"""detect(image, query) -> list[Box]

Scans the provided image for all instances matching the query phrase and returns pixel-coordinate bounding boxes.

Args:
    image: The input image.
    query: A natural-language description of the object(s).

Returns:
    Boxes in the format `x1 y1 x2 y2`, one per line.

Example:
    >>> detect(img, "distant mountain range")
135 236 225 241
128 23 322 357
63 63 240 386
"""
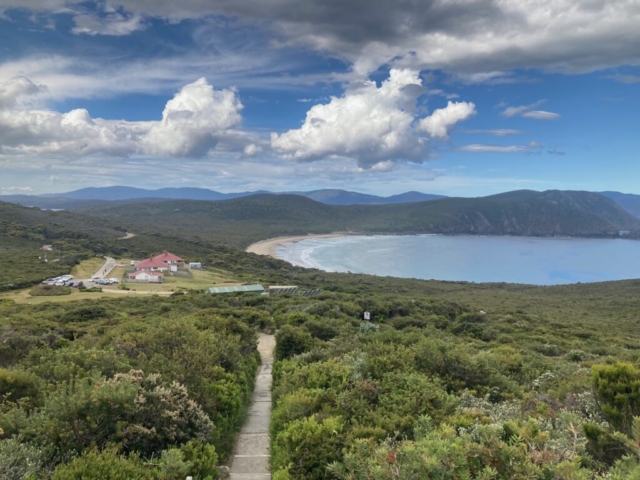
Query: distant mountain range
2 186 640 221
0 187 446 209
599 192 640 219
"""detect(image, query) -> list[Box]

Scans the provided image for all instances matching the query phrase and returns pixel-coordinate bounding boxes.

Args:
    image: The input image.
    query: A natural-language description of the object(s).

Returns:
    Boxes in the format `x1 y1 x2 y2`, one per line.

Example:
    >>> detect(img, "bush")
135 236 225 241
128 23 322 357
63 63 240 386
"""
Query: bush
156 440 219 480
79 287 103 293
1 370 214 460
29 285 71 297
274 326 315 361
592 362 640 434
0 368 42 406
303 319 340 341
50 449 153 480
272 415 344 480
20 345 131 383
0 437 48 480
61 305 110 323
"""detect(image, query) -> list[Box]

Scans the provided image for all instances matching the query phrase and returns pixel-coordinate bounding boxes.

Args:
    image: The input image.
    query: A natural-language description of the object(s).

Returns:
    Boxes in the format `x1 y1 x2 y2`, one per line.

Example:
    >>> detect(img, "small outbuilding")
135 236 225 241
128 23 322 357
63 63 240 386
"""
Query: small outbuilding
268 285 299 295
189 262 202 269
207 284 265 295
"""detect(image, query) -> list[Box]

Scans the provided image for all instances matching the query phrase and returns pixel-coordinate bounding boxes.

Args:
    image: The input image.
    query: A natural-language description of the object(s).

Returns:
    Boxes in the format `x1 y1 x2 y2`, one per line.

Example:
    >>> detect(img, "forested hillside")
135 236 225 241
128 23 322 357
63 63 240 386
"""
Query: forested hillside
78 189 640 247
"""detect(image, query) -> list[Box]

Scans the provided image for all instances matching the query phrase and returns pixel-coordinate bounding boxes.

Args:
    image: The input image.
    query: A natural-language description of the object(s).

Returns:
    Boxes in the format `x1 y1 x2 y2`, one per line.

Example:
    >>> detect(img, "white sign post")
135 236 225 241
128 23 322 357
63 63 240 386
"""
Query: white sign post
364 311 371 321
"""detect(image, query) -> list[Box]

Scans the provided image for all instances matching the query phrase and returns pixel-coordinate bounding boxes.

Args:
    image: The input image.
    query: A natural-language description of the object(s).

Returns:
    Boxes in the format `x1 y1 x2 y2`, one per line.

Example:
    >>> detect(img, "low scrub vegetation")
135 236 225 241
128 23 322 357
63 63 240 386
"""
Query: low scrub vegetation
268 291 640 479
0 293 263 478
29 285 72 297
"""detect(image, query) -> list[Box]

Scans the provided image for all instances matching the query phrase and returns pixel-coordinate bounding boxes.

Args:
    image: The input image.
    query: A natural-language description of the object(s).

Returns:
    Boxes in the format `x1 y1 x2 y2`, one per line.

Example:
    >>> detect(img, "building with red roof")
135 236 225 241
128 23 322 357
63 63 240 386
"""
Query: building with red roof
151 251 184 265
128 269 164 283
135 257 169 271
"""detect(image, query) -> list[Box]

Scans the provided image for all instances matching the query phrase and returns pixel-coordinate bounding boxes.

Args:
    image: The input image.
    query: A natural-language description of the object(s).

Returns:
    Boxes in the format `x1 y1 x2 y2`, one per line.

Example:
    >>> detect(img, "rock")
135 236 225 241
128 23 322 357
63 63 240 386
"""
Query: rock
218 465 230 478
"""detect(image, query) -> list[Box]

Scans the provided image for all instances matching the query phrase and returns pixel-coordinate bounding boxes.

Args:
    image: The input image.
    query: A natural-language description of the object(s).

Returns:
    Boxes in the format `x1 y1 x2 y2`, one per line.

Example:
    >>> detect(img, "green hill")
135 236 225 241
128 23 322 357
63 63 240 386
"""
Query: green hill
78 189 640 247
0 202 217 290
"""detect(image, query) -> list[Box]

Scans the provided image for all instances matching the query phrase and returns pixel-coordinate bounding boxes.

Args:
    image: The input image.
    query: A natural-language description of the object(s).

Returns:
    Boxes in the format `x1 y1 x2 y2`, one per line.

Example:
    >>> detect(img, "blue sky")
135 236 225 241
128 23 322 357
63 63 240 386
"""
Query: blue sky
0 1 639 197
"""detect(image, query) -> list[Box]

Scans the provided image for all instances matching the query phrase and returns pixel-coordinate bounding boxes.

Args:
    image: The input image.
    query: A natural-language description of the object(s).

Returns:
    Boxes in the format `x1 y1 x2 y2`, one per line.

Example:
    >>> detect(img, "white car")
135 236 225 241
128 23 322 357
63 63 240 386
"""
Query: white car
108 278 119 284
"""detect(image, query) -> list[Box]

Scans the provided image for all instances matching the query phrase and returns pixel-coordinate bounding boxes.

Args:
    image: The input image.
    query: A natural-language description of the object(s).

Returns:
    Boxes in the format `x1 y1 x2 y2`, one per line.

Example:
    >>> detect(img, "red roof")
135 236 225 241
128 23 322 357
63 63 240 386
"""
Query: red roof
129 269 163 278
135 258 168 269
152 251 183 263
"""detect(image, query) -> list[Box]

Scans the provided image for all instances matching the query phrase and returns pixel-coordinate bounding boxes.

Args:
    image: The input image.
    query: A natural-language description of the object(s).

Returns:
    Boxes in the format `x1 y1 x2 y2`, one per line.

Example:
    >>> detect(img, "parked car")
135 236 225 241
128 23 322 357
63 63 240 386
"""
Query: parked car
73 281 84 288
108 278 119 284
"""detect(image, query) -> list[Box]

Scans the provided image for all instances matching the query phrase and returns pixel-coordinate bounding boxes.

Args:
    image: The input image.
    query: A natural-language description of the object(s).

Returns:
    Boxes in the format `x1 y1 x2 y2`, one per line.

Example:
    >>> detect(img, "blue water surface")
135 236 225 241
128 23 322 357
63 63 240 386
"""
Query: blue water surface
275 235 640 285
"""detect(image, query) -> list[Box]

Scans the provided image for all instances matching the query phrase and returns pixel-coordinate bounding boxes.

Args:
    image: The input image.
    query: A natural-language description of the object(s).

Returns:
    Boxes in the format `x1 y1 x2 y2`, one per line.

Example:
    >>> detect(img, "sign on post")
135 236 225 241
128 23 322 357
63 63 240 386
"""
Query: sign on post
364 311 371 321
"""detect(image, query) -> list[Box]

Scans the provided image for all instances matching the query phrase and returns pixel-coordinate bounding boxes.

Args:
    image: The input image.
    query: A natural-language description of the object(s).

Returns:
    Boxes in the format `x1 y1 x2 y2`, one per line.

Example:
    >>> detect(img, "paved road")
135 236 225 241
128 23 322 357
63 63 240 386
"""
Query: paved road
229 334 275 480
92 256 117 279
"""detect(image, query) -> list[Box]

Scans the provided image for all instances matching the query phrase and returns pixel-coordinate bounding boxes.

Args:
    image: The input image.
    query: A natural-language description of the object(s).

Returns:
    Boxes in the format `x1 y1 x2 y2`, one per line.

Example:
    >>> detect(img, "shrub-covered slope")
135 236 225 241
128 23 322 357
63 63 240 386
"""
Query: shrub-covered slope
78 190 640 247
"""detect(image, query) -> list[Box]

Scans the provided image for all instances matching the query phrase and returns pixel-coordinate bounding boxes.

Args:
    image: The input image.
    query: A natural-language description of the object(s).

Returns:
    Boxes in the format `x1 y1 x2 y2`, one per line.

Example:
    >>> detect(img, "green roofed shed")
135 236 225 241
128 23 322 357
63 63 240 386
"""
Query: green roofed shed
207 284 265 294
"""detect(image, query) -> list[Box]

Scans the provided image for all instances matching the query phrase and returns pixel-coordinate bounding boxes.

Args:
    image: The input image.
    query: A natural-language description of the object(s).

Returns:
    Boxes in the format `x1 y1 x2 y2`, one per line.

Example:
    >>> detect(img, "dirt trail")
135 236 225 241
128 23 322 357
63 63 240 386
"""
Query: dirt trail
118 232 136 240
229 333 275 480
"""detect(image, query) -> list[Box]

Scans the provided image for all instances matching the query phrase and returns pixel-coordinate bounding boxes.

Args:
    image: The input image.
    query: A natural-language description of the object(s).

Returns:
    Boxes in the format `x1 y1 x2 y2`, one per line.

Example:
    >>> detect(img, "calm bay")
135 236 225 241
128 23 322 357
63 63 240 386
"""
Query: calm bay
275 235 640 285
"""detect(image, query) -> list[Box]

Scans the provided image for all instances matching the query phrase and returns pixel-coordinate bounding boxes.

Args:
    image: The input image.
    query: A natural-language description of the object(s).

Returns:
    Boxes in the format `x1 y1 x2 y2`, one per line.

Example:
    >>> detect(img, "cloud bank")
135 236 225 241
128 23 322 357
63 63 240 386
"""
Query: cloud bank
2 0 639 77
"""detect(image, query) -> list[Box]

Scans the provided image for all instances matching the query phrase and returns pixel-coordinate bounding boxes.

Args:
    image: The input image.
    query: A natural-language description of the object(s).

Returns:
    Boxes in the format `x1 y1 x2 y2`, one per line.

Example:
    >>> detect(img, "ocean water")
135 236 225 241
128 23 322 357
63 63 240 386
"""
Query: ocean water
275 235 640 285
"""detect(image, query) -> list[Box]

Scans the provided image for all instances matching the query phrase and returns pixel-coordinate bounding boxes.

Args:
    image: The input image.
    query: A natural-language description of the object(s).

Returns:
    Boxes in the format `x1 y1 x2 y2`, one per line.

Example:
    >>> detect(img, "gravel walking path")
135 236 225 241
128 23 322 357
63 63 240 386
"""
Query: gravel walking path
229 333 275 480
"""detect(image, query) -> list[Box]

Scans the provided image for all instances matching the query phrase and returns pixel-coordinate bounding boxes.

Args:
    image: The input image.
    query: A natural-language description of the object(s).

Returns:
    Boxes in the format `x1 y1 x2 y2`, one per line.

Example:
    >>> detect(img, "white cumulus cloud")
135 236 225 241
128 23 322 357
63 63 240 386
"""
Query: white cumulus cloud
143 78 243 157
0 77 249 159
272 69 475 167
418 101 476 139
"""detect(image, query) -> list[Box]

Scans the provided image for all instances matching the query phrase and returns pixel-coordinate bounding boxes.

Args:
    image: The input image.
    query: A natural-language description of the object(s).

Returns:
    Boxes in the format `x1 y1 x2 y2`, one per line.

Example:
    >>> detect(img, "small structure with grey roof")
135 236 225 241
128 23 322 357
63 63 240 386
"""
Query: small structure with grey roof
207 284 265 294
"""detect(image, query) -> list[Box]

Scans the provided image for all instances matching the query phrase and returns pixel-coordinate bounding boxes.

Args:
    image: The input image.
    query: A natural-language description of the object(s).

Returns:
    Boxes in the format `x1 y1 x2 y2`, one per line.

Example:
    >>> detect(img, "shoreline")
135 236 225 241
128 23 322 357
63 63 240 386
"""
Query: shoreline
245 233 352 259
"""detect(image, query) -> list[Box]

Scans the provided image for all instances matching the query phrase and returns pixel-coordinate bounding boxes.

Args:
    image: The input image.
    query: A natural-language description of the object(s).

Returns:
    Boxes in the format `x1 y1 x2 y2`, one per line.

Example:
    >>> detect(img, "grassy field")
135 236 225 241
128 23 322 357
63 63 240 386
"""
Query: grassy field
121 268 239 292
0 287 136 304
0 264 240 304
71 257 105 278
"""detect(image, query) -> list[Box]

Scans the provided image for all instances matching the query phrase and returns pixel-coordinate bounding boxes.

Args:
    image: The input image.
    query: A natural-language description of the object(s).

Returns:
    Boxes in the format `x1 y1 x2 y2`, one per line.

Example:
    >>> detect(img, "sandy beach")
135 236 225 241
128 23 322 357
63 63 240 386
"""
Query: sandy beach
246 233 350 258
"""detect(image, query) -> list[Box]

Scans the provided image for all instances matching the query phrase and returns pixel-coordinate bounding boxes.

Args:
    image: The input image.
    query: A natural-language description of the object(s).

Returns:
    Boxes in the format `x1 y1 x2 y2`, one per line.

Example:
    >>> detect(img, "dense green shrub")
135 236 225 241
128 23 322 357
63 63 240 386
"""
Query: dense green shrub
274 325 316 361
0 368 42 406
20 345 131 383
0 370 213 461
50 449 153 480
303 318 340 341
272 415 344 480
61 304 111 322
592 362 640 434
